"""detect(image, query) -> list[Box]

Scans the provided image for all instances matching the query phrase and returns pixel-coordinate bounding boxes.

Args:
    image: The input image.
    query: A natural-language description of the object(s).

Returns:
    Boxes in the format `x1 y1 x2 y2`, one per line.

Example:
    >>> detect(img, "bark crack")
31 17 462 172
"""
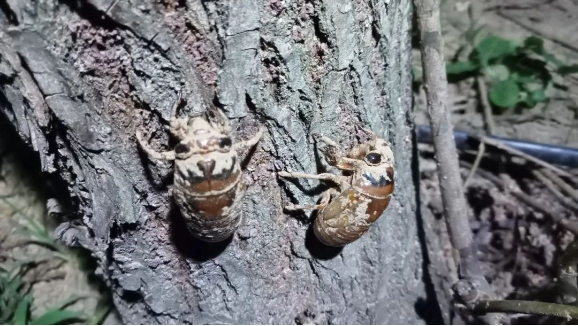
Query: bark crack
0 0 18 25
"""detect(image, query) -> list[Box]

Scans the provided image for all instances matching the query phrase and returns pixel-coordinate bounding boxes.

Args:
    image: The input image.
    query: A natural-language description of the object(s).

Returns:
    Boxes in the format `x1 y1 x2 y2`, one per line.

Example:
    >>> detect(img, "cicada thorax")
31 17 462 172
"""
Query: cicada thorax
172 151 245 242
314 167 394 247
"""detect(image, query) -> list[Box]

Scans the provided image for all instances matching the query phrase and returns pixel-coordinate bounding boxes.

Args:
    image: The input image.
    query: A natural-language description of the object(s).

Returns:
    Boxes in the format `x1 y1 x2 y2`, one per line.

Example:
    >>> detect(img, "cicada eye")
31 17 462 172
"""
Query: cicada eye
175 143 191 154
218 137 232 148
365 152 382 165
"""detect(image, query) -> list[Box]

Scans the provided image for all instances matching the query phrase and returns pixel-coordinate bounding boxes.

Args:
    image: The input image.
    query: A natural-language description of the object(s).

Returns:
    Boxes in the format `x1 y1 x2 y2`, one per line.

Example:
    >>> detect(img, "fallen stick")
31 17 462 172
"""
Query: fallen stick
473 300 578 319
463 142 486 188
533 170 578 214
476 77 496 135
541 169 578 203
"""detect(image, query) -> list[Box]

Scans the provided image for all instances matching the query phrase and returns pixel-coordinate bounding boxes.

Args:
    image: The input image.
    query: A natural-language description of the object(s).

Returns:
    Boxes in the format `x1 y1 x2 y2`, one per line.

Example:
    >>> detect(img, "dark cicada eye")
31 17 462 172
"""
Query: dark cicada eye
175 143 191 154
218 137 232 148
365 152 382 165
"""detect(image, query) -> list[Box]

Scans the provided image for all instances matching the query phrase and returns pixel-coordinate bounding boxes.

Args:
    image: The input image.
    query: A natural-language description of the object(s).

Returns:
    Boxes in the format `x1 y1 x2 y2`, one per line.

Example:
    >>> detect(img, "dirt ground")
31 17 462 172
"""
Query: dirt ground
414 0 578 324
1 0 578 324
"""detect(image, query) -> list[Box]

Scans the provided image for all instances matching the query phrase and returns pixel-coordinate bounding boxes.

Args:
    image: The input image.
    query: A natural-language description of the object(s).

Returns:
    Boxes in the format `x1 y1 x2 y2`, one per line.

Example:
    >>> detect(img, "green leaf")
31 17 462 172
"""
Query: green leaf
489 79 521 108
558 65 578 75
521 36 565 67
530 89 547 103
465 24 485 45
520 91 536 107
544 53 564 67
484 64 510 82
14 297 30 325
511 71 537 84
446 61 479 75
30 310 84 325
522 36 544 54
5 277 24 296
87 297 113 325
505 55 551 85
476 36 516 66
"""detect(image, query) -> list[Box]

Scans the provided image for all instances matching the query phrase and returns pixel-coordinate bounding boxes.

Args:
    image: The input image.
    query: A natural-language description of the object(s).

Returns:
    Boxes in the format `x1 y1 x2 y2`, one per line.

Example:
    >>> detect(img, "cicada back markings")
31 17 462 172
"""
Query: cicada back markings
136 94 264 242
278 132 394 247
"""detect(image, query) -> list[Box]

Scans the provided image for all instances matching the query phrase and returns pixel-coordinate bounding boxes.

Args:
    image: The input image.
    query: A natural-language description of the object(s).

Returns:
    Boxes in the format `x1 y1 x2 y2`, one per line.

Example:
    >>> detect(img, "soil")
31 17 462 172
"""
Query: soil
414 0 578 324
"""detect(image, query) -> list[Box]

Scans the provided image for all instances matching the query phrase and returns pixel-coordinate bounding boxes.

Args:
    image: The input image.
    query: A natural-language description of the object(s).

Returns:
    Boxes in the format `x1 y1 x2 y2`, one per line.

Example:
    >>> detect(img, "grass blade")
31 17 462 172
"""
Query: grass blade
13 297 30 325
30 310 84 325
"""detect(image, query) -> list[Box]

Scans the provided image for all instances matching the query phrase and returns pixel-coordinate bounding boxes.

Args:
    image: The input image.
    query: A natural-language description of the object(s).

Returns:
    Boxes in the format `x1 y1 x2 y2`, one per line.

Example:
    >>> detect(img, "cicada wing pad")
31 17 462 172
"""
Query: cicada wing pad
313 189 369 247
313 168 394 247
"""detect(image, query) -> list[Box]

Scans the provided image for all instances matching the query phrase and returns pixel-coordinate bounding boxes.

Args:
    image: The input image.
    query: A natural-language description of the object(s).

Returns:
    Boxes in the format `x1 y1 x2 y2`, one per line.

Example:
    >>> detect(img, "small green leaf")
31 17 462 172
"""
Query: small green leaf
14 297 30 325
465 25 485 45
506 55 551 85
520 91 536 107
530 89 547 103
489 79 521 108
30 310 84 325
558 65 578 75
521 37 565 67
522 36 544 54
446 61 479 75
476 36 516 66
511 71 537 84
544 53 564 67
484 64 510 82
87 296 113 325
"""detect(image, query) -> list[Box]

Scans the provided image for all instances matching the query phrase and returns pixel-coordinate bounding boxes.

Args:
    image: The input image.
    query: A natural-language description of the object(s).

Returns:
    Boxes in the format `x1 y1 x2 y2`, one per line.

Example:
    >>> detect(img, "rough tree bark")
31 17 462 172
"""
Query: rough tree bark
0 0 437 323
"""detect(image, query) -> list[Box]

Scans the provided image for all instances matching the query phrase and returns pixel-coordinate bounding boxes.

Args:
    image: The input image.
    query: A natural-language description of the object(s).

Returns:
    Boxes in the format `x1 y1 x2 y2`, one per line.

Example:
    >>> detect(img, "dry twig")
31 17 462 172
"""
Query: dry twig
484 1 557 12
459 10 495 190
464 78 495 188
533 170 578 214
476 77 496 135
541 169 578 203
463 143 486 188
473 300 578 319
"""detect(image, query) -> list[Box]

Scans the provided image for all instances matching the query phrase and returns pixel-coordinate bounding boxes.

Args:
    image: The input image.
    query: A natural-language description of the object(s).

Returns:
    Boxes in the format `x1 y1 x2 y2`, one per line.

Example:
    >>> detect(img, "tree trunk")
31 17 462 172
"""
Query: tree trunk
0 0 436 323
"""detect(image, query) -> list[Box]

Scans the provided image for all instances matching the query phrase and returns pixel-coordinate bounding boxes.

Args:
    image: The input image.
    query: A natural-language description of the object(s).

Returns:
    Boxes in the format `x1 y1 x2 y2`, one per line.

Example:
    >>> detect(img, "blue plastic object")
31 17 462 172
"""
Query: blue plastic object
415 125 578 168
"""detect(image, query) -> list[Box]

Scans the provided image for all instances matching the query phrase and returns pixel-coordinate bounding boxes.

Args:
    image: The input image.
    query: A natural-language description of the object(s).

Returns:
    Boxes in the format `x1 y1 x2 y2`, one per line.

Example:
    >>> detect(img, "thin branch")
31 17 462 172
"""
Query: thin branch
484 1 557 12
463 142 486 188
476 76 496 135
460 161 578 235
414 0 495 315
473 300 578 319
532 170 578 214
541 169 578 203
473 134 572 178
